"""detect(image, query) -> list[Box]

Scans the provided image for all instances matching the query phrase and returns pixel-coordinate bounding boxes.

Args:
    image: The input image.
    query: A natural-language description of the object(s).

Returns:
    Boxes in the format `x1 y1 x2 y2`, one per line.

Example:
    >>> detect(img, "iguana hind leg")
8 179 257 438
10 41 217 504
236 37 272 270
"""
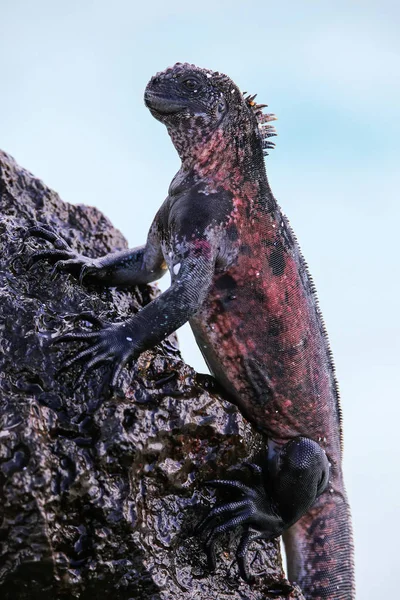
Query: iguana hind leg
198 436 330 582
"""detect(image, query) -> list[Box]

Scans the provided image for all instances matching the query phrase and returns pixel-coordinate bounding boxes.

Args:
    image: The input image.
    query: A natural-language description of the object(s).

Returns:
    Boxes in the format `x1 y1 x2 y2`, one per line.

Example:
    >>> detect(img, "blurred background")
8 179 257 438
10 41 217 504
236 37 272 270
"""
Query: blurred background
1 1 399 596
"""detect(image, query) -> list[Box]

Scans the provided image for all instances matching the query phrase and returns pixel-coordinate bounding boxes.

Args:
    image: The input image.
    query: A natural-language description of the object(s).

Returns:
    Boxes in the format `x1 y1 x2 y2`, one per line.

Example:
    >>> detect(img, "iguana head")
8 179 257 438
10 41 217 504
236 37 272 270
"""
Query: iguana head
144 63 276 168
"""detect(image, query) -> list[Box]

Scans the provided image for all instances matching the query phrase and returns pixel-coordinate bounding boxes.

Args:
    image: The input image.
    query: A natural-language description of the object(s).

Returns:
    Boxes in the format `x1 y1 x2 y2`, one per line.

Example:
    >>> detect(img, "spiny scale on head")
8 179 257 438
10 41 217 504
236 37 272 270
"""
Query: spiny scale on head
243 92 277 156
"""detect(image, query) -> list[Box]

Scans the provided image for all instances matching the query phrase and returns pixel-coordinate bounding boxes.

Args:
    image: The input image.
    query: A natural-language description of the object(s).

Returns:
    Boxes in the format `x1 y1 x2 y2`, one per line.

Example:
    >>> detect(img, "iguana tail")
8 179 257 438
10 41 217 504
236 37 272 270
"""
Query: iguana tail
283 489 355 599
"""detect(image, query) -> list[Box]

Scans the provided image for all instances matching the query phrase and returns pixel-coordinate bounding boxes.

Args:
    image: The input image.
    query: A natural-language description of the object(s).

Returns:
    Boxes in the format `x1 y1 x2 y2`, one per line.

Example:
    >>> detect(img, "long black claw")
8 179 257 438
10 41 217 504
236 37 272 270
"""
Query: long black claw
26 226 57 241
53 331 100 344
26 226 70 250
74 354 112 387
73 312 106 329
49 262 64 279
205 479 257 498
78 263 95 285
236 529 261 582
49 258 86 279
27 249 73 269
110 358 128 388
205 532 217 572
58 345 101 372
204 512 250 572
205 512 249 543
196 500 248 534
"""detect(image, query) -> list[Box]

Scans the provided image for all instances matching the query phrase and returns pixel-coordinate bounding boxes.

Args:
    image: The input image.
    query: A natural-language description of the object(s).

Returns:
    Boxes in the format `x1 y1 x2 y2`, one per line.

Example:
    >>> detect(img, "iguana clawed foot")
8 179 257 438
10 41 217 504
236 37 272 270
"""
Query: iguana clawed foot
26 226 102 283
25 226 140 387
197 468 284 583
197 438 330 583
55 318 139 387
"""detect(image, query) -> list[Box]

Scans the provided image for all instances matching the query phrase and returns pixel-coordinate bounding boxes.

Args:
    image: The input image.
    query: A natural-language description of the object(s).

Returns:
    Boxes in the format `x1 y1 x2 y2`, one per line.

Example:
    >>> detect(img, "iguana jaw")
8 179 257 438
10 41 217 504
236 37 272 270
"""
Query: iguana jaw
144 91 186 117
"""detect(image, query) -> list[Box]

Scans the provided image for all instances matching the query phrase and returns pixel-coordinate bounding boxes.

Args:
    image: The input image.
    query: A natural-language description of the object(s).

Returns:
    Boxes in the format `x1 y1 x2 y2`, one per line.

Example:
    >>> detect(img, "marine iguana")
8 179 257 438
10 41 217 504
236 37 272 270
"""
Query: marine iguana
26 63 355 599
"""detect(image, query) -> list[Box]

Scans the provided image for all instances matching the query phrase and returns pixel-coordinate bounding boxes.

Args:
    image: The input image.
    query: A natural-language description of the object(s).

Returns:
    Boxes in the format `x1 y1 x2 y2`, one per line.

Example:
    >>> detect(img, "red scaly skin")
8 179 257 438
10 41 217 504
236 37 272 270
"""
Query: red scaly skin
192 131 339 456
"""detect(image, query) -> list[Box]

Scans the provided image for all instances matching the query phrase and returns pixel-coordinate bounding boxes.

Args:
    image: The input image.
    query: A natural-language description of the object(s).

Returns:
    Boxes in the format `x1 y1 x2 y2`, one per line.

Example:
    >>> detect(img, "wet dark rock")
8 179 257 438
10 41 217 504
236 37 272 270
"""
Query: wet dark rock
0 149 305 599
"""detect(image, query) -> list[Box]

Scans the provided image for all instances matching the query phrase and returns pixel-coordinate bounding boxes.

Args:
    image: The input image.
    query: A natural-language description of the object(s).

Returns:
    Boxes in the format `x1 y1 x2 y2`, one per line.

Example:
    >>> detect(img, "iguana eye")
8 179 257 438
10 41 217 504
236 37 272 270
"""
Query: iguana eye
216 98 227 117
181 78 200 92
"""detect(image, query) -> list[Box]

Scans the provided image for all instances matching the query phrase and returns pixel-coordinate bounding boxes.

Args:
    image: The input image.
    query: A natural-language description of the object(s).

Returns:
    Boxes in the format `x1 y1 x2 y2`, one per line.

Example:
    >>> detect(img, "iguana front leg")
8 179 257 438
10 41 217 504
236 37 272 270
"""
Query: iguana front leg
26 227 217 386
27 221 167 286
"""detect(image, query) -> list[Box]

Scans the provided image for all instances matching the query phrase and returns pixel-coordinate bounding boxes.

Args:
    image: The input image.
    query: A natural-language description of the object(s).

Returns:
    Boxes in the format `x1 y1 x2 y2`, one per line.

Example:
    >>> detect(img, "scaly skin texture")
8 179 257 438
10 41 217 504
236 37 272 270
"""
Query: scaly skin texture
25 63 354 599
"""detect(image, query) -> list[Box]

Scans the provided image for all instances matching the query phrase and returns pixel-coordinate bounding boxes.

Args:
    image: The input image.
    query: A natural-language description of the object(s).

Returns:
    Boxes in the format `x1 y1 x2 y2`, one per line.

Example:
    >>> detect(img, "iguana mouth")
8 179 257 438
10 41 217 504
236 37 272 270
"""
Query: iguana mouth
144 91 186 116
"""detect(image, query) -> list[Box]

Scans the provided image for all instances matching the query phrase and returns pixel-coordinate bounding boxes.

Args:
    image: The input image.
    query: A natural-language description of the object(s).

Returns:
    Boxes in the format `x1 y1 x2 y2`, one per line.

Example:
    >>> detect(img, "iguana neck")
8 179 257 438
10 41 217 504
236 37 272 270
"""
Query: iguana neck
171 125 276 210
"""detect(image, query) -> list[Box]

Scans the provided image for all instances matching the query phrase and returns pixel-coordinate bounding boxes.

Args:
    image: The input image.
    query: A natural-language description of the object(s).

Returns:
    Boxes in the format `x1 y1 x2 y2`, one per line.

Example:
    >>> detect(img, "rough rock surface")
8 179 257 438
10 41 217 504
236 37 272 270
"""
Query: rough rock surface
0 149 305 599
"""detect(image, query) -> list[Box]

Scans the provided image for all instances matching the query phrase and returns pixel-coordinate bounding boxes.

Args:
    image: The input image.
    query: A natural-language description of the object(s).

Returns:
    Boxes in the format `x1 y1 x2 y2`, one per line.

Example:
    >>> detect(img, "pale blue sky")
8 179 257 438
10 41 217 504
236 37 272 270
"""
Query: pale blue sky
1 1 399 597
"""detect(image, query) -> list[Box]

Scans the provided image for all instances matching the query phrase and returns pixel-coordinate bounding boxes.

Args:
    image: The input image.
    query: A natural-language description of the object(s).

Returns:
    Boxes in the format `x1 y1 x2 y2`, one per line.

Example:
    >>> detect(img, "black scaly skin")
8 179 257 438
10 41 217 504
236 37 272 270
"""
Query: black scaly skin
25 63 355 599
